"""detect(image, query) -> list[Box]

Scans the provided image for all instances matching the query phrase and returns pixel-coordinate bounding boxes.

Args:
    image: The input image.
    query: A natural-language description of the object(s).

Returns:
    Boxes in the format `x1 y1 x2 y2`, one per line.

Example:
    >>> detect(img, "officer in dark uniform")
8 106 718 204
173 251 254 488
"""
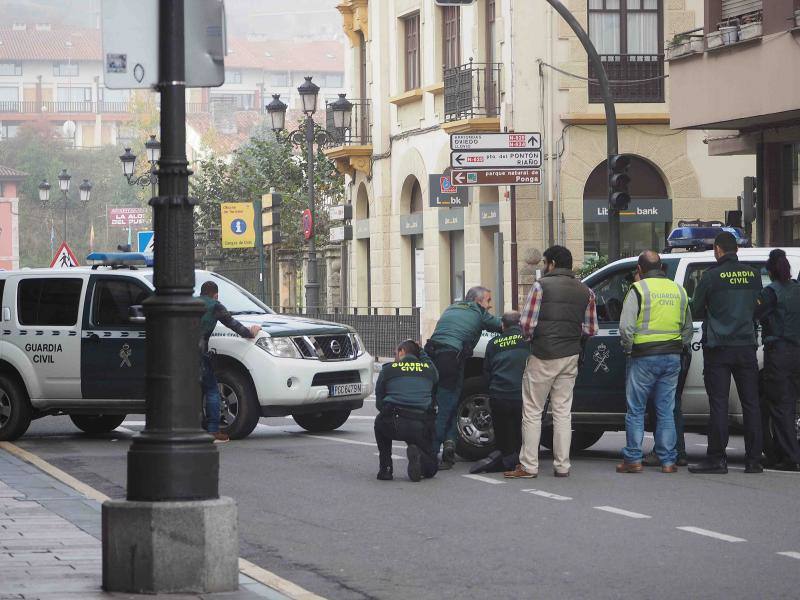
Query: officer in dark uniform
689 232 763 474
374 340 439 482
471 311 529 474
425 286 502 469
756 249 800 471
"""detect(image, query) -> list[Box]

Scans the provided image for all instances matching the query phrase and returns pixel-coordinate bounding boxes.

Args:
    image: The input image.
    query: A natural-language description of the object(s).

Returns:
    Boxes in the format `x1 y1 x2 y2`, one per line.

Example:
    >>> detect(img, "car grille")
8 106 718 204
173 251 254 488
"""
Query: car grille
291 334 356 361
311 371 361 387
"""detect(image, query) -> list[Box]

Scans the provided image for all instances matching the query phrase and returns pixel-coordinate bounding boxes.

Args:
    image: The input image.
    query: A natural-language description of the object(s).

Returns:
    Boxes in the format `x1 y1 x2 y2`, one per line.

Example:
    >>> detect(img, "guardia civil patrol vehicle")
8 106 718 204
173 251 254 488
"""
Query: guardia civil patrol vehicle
0 253 373 441
455 248 800 459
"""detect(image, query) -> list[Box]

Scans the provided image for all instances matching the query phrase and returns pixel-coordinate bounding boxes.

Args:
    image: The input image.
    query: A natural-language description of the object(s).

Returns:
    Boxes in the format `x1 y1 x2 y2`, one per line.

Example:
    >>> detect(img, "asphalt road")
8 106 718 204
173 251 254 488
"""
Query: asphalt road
13 395 800 600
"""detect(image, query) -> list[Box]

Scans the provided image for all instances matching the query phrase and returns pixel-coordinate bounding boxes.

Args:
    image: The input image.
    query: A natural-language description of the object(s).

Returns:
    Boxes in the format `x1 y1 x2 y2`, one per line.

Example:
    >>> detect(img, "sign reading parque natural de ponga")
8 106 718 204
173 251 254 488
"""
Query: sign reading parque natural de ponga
449 132 543 186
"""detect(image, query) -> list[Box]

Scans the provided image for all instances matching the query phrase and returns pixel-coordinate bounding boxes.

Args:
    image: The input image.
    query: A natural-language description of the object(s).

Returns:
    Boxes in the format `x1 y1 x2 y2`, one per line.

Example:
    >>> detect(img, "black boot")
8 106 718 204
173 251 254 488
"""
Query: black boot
377 465 393 481
439 440 456 470
688 457 728 474
469 450 503 474
407 445 422 482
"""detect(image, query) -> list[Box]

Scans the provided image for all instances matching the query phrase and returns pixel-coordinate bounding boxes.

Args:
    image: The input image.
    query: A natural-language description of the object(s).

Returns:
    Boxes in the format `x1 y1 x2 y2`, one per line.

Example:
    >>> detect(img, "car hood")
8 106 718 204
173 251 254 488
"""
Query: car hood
234 313 352 337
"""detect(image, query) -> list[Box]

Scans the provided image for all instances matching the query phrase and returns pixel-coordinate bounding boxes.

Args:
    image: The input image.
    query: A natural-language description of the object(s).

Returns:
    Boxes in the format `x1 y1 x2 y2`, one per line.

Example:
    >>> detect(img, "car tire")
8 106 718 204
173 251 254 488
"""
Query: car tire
455 376 495 461
217 367 260 440
70 414 126 435
0 375 32 441
539 427 604 451
293 409 351 432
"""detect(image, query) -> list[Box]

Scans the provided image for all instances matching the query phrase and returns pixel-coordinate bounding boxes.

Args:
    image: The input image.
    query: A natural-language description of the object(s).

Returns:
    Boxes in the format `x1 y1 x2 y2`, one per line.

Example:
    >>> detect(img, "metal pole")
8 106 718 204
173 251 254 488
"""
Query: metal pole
494 231 504 315
63 191 68 245
255 196 266 302
544 0 620 260
305 115 320 310
126 0 217 502
510 186 518 310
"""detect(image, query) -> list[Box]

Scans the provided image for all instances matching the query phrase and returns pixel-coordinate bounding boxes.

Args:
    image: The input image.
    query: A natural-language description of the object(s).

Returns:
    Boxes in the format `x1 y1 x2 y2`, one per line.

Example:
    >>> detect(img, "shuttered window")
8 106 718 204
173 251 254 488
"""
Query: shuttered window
403 13 421 91
442 6 461 70
721 0 762 20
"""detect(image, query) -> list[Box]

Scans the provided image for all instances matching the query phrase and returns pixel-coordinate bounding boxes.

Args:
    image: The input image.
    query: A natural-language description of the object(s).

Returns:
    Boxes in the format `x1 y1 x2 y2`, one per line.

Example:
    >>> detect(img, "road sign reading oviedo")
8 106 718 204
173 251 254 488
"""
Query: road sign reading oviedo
450 132 542 151
451 150 542 169
452 169 541 186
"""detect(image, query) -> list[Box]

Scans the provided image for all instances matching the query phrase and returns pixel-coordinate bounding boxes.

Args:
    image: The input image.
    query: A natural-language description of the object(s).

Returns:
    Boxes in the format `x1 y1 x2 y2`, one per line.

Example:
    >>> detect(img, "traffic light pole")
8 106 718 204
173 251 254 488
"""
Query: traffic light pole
544 0 621 260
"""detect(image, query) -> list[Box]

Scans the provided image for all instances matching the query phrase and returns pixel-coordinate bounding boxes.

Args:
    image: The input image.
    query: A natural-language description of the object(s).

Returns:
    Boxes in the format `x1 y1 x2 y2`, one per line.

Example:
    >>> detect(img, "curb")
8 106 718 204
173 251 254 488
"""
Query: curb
0 440 325 600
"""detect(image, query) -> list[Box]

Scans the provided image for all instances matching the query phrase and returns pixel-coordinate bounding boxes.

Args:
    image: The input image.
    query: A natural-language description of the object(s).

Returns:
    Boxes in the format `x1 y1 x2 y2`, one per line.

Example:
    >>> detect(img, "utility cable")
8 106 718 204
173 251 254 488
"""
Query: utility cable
538 60 669 86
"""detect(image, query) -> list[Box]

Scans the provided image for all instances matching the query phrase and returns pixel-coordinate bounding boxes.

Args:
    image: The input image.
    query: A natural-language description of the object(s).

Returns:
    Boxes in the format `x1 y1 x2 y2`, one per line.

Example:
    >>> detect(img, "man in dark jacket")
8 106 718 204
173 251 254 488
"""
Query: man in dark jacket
198 280 261 442
374 340 439 482
426 287 502 469
505 246 597 479
689 232 763 474
471 311 530 474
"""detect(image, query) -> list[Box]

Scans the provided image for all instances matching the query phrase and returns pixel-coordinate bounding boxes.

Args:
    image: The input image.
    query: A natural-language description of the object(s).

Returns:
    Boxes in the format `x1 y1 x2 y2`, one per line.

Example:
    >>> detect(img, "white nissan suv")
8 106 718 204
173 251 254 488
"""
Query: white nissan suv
0 254 374 440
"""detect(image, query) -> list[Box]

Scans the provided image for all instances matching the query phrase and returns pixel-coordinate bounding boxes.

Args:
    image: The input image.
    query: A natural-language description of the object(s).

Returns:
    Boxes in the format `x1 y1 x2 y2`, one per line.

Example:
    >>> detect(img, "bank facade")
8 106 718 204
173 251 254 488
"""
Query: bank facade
328 0 752 338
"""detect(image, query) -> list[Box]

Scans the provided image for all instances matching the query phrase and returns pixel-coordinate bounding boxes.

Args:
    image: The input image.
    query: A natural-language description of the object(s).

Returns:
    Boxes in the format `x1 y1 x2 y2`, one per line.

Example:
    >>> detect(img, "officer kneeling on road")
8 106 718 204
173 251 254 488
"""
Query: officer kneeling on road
471 311 529 474
374 340 439 482
425 287 502 470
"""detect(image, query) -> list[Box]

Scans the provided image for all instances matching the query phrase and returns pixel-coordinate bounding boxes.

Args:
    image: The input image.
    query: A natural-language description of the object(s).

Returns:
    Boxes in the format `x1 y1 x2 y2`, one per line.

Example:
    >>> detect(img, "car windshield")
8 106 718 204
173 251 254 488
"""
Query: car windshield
144 272 274 315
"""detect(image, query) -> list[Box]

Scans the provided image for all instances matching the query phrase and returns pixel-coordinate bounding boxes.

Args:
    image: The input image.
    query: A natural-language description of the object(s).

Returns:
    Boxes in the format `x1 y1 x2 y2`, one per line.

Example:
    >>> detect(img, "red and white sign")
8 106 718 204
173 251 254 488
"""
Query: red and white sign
302 209 313 240
50 242 79 269
450 132 542 151
108 207 149 228
451 150 542 170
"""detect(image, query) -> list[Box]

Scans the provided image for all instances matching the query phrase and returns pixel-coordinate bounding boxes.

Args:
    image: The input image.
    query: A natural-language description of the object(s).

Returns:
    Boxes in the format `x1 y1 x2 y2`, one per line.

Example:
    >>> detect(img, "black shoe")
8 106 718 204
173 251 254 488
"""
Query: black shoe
376 466 393 481
771 461 800 472
688 458 728 474
676 455 689 467
745 461 764 474
469 450 503 474
407 445 422 482
440 441 456 470
642 451 660 467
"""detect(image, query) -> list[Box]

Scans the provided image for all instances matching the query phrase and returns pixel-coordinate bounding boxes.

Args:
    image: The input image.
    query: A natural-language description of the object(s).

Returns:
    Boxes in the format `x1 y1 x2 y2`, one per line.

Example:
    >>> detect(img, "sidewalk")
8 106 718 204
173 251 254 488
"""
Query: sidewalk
0 446 292 600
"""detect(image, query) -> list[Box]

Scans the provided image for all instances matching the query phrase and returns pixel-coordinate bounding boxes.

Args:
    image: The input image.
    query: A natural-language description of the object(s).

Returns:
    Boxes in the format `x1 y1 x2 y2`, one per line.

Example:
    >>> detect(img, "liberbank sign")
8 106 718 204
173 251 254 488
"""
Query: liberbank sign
583 198 672 223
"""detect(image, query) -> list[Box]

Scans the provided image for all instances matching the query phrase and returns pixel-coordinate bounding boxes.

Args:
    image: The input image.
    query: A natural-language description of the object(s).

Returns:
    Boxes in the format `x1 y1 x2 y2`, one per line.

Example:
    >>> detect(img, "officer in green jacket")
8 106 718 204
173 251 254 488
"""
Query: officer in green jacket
471 311 530 474
689 232 763 474
425 286 502 469
374 340 439 482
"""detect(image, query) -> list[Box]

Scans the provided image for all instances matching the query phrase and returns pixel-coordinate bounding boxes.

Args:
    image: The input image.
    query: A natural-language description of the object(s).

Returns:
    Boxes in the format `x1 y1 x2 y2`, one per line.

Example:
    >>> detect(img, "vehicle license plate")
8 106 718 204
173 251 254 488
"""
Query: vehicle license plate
331 383 362 397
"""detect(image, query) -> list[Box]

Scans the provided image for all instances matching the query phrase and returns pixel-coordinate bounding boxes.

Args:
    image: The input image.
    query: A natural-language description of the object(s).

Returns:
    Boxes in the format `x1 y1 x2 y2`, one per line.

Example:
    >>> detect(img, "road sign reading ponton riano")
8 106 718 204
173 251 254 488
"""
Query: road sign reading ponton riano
452 169 541 186
451 150 542 169
450 133 542 151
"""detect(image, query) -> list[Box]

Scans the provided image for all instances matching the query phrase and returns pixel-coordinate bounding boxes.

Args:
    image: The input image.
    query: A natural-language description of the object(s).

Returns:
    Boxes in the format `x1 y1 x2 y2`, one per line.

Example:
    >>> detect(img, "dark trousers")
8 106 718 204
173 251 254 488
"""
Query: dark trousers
703 346 762 461
375 405 438 478
761 341 800 464
490 396 522 459
431 349 465 451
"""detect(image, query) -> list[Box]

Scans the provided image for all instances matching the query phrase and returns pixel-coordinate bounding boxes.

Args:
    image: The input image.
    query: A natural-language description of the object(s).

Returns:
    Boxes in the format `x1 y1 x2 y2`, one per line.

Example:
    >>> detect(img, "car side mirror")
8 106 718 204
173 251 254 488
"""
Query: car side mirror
128 305 146 324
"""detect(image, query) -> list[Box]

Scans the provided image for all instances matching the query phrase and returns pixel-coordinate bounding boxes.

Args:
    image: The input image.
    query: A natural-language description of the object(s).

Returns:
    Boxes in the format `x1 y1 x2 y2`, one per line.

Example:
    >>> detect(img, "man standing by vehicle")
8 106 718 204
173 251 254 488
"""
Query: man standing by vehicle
756 249 800 471
198 281 261 443
426 287 502 470
616 251 693 474
505 246 597 479
374 340 439 482
471 311 529 474
689 232 763 474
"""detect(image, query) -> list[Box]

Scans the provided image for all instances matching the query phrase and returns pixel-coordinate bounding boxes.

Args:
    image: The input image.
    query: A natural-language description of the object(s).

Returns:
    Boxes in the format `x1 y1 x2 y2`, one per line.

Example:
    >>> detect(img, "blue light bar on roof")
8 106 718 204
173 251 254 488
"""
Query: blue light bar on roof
86 252 154 267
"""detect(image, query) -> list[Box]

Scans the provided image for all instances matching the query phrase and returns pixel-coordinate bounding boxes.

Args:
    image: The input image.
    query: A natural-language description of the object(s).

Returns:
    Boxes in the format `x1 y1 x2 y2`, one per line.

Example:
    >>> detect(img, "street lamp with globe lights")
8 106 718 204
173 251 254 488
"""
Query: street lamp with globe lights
119 134 161 200
38 168 91 246
267 77 353 310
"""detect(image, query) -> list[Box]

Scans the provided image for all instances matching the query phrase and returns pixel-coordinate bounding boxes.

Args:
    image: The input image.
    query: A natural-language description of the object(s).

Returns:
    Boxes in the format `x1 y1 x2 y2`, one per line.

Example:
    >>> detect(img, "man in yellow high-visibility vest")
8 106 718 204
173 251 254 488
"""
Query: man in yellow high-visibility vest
616 251 694 474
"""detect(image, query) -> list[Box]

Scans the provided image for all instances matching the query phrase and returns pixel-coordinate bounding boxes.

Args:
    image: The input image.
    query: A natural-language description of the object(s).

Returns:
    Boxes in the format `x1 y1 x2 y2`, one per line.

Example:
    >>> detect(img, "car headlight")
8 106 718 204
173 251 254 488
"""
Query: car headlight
256 336 301 359
350 333 366 357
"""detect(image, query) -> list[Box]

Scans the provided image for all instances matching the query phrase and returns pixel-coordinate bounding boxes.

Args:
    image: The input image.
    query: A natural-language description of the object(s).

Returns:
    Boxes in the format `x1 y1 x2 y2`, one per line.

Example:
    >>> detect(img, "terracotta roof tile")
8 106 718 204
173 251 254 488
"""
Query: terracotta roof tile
0 26 101 61
240 39 344 73
0 165 28 178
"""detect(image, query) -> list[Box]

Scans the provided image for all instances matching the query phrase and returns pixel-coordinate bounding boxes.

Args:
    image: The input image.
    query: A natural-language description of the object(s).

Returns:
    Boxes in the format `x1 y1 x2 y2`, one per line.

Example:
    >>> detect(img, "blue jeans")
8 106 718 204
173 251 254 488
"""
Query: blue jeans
623 354 680 465
201 354 221 433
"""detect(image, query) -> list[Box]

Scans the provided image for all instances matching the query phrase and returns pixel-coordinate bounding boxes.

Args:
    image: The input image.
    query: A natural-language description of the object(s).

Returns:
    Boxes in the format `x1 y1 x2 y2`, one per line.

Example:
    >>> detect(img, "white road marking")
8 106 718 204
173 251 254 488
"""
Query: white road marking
123 420 146 426
114 427 136 436
348 415 376 420
521 488 572 501
462 474 505 485
594 506 651 519
777 551 800 560
291 432 405 450
676 526 746 543
374 452 405 461
694 443 737 450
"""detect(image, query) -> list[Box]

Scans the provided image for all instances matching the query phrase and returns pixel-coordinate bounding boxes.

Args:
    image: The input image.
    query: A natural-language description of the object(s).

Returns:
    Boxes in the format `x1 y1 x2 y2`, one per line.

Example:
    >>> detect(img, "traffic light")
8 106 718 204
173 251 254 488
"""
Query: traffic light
261 192 283 246
740 176 756 224
609 154 631 211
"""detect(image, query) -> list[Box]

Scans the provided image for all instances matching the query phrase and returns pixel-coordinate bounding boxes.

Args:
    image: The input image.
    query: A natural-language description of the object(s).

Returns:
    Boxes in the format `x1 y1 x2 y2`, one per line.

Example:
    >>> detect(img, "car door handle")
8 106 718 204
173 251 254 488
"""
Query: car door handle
87 332 99 341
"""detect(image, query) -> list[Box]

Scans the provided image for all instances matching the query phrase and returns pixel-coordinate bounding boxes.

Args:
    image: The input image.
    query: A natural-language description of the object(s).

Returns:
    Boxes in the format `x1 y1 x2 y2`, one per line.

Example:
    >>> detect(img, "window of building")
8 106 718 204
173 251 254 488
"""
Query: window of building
0 124 20 140
587 0 664 103
267 71 289 87
57 87 92 102
99 88 130 103
53 62 79 77
18 278 83 326
0 63 21 76
0 87 19 103
325 73 343 88
403 12 421 91
442 6 461 70
91 278 150 327
721 0 762 21
449 230 465 303
225 70 242 84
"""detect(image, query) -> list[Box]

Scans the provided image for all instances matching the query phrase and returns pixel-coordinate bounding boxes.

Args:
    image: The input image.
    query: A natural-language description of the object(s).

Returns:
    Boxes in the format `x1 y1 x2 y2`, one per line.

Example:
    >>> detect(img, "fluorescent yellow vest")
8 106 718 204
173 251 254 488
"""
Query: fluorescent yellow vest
632 277 687 346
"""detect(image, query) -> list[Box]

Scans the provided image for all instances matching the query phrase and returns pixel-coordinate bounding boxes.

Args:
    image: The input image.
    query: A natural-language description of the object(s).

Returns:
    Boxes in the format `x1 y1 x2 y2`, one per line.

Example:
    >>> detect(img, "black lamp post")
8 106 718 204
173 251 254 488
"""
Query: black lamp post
120 134 161 199
39 169 91 245
266 78 353 311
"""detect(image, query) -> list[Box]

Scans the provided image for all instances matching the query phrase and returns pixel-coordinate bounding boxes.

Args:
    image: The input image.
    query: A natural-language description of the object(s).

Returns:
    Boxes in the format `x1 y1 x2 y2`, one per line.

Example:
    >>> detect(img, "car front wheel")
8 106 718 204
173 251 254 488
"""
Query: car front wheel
216 367 260 440
455 376 495 461
70 414 126 434
293 409 351 432
0 375 31 441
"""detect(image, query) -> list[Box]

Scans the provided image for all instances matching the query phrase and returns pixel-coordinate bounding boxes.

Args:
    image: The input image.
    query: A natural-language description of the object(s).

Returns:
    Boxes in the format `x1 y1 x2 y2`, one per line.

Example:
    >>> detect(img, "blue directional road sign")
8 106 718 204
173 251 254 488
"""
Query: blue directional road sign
137 230 154 253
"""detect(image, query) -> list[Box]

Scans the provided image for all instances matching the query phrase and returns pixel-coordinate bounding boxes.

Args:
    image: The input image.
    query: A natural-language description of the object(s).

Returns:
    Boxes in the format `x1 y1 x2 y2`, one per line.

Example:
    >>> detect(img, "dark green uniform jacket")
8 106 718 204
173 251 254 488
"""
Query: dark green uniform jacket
756 280 800 345
691 253 762 348
198 295 254 353
483 325 530 402
375 353 439 411
429 301 502 353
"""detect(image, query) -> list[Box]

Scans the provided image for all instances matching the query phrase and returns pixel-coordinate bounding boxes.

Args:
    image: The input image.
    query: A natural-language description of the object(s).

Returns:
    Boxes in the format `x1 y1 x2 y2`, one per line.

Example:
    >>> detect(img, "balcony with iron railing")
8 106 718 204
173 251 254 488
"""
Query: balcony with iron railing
588 54 665 104
323 98 373 179
443 59 502 131
0 100 134 114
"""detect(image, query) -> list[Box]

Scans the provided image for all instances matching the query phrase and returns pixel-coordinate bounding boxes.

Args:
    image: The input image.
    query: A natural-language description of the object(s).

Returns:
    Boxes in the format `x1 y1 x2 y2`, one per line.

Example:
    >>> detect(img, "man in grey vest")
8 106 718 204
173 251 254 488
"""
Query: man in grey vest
505 246 597 478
